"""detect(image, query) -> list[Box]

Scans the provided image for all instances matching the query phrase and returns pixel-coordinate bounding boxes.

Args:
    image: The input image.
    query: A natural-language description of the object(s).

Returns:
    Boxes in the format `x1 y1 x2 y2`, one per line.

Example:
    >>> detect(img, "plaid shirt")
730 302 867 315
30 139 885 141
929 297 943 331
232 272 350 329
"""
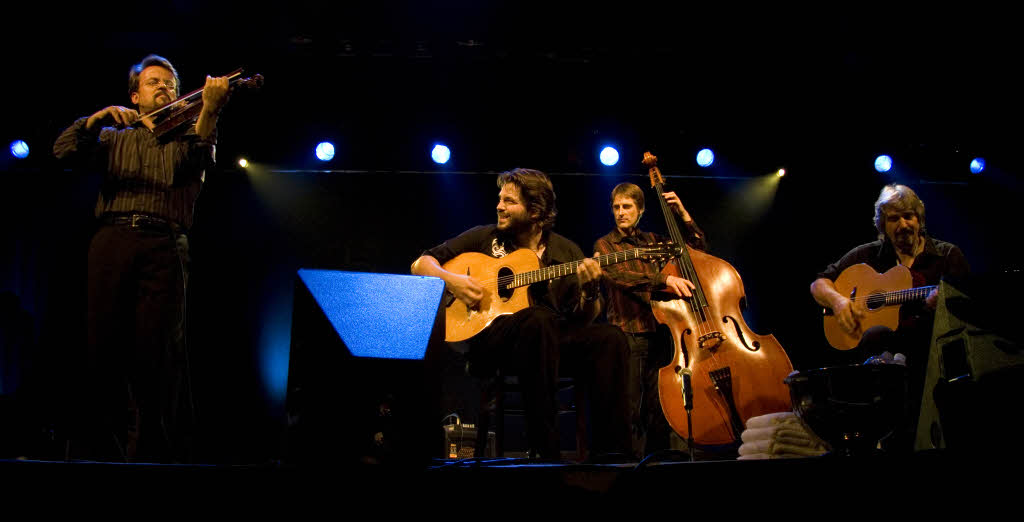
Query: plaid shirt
593 220 706 334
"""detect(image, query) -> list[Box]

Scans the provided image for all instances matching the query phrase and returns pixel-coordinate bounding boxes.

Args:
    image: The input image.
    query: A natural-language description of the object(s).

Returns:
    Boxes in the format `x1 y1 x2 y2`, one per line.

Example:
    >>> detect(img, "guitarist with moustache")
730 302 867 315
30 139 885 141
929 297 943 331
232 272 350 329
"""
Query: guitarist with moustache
411 168 633 461
810 184 970 451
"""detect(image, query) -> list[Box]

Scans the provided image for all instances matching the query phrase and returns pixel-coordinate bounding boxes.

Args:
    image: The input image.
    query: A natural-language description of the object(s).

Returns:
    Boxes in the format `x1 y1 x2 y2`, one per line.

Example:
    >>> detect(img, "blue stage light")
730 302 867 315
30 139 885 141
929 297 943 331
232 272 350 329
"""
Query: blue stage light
599 146 619 166
696 148 714 167
970 157 986 174
315 142 335 162
874 155 892 173
10 140 29 159
431 144 451 164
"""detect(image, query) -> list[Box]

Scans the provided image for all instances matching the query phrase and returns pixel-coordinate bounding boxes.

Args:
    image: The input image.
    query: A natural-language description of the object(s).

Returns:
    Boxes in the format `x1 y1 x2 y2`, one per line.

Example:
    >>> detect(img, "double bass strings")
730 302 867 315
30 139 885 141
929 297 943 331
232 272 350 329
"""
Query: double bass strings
654 184 712 337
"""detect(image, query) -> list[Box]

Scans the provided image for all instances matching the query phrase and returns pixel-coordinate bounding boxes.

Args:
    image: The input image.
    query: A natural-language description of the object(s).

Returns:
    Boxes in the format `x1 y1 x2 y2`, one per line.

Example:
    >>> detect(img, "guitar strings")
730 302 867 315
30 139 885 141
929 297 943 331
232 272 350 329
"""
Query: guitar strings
846 286 938 304
464 247 662 289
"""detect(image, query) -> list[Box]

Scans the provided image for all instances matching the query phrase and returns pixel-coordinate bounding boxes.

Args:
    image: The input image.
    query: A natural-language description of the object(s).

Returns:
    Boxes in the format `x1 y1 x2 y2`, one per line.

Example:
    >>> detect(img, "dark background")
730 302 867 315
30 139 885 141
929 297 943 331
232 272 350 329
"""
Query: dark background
2 2 1021 463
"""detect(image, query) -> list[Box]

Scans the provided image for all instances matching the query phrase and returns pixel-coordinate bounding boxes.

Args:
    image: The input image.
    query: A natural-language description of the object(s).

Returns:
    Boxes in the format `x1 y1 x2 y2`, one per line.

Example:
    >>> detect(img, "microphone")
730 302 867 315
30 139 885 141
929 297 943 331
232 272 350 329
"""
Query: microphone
676 366 696 461
677 366 694 411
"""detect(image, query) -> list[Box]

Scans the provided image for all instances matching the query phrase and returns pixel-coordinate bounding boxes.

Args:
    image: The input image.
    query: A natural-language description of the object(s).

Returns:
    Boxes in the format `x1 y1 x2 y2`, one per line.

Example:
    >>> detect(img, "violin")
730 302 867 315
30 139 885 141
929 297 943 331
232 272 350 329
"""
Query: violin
142 69 264 139
644 152 794 447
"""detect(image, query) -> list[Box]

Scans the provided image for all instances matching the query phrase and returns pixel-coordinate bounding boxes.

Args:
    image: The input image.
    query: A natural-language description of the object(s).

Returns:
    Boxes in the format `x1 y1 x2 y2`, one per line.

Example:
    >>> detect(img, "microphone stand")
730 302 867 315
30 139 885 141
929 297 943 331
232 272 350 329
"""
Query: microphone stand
679 366 695 461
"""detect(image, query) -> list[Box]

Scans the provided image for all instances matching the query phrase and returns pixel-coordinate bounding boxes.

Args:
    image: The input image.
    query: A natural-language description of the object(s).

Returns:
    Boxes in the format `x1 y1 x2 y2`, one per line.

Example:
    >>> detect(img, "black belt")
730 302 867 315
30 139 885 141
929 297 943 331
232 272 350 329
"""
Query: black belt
101 213 184 234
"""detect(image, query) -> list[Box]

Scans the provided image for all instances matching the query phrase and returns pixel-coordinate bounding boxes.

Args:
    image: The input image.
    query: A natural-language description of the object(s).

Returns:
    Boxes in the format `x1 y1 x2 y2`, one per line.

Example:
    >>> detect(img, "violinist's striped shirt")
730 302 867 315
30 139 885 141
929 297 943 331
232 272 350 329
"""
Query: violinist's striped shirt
53 117 216 230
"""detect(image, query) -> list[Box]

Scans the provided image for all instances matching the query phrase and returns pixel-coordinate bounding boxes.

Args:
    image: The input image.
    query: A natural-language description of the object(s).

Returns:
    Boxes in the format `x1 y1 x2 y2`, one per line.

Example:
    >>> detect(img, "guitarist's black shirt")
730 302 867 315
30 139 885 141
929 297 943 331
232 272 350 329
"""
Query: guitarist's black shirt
817 235 970 306
815 235 970 366
422 224 590 322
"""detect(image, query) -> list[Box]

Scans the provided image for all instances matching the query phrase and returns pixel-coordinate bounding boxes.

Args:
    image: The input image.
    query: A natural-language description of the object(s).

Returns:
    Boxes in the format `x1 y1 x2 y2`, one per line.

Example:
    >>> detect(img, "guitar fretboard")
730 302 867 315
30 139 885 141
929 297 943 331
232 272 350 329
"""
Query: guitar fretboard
864 285 938 309
507 248 648 289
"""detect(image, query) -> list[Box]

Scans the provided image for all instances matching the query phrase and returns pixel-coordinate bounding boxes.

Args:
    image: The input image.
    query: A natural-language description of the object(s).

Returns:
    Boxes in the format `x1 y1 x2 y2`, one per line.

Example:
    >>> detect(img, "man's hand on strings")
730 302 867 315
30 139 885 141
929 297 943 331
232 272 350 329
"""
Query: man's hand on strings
833 297 866 337
201 75 231 115
662 191 693 222
577 256 602 300
450 274 485 309
664 275 696 298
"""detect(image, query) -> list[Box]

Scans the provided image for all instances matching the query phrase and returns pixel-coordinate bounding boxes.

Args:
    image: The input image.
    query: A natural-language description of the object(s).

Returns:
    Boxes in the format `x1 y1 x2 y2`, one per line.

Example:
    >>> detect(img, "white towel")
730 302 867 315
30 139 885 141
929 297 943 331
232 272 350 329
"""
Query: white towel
773 441 827 457
738 451 819 460
741 422 814 443
738 439 772 456
737 410 829 459
745 411 797 429
741 426 778 443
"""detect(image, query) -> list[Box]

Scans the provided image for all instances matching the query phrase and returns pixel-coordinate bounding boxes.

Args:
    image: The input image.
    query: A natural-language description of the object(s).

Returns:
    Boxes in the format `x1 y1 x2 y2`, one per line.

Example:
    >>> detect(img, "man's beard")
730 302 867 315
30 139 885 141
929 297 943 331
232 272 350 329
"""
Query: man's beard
497 212 530 234
150 92 173 111
892 228 918 254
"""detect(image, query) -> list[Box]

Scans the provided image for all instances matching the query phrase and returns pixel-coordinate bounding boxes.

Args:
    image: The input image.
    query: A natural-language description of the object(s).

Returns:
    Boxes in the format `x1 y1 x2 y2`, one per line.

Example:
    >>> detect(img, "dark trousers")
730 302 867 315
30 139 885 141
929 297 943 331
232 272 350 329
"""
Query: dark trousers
470 306 632 459
623 330 674 457
82 224 192 463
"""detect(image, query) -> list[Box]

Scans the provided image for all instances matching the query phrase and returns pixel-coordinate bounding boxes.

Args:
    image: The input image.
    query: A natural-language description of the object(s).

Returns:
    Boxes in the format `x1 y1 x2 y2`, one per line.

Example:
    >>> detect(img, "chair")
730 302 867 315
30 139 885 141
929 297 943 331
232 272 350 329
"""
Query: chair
473 369 588 461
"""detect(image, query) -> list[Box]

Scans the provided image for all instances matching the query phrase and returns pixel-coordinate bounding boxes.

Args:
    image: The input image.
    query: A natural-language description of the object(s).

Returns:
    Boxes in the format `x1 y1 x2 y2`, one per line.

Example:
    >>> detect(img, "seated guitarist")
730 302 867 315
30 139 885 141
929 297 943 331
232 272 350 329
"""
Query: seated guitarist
411 168 633 461
810 184 970 450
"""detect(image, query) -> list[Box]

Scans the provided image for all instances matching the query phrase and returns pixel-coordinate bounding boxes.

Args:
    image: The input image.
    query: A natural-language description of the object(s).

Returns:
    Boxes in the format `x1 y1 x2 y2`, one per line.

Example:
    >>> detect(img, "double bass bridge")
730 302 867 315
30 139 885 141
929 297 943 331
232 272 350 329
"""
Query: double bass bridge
698 331 726 351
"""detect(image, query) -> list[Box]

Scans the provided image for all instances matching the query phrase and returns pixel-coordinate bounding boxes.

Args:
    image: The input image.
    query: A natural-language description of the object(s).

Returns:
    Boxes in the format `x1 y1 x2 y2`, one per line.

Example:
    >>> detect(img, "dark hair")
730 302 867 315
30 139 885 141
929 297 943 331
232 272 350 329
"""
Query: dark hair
128 54 180 98
496 168 557 231
611 182 645 211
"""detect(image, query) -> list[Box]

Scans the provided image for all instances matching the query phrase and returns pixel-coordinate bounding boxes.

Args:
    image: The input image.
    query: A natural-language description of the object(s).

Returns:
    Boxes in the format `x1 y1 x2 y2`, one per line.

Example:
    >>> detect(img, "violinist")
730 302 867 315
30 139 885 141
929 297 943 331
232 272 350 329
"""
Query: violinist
593 182 705 456
53 55 230 463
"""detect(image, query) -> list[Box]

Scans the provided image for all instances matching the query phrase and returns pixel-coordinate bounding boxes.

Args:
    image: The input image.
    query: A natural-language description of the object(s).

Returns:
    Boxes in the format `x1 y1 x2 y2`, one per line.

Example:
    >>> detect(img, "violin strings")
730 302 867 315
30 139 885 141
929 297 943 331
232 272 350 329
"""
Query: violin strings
138 70 245 120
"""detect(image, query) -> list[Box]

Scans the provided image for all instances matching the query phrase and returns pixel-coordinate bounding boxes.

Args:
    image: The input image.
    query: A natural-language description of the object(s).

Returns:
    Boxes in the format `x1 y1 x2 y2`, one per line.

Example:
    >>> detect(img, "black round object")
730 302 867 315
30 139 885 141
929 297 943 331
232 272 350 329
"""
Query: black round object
784 364 908 456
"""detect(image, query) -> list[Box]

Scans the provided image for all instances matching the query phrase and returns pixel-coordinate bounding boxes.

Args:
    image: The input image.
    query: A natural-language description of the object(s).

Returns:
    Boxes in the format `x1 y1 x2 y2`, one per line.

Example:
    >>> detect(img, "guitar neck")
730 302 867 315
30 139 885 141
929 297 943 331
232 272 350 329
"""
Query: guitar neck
879 285 938 307
509 248 645 289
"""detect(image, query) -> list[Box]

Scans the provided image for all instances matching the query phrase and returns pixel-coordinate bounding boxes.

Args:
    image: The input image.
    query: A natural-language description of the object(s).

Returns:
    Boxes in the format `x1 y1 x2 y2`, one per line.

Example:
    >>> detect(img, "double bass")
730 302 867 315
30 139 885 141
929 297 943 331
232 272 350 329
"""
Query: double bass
645 152 794 447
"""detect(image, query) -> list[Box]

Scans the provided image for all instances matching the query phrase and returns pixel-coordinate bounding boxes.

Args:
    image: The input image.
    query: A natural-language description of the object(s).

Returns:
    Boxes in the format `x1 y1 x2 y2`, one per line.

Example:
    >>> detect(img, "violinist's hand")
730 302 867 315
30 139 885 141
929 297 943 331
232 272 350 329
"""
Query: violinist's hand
577 257 602 300
195 76 231 139
662 191 693 222
449 274 485 309
201 75 231 115
86 106 139 130
664 275 695 298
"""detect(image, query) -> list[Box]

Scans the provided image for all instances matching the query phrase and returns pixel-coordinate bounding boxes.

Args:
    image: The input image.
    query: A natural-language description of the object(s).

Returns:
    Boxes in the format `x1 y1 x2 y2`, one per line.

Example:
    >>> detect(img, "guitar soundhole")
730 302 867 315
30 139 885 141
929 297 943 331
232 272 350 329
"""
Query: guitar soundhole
866 293 886 310
497 267 514 301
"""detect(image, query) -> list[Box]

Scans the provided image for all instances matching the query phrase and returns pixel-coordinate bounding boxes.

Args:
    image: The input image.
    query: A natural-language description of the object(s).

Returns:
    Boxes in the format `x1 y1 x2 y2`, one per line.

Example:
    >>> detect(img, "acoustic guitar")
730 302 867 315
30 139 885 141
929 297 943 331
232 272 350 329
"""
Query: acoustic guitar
823 263 936 350
441 244 678 342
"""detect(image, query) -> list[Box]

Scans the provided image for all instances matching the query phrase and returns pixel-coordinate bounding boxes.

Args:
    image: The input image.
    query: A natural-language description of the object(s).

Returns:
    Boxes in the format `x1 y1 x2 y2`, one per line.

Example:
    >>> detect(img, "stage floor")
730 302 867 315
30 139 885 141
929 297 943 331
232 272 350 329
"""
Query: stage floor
3 450 1014 511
